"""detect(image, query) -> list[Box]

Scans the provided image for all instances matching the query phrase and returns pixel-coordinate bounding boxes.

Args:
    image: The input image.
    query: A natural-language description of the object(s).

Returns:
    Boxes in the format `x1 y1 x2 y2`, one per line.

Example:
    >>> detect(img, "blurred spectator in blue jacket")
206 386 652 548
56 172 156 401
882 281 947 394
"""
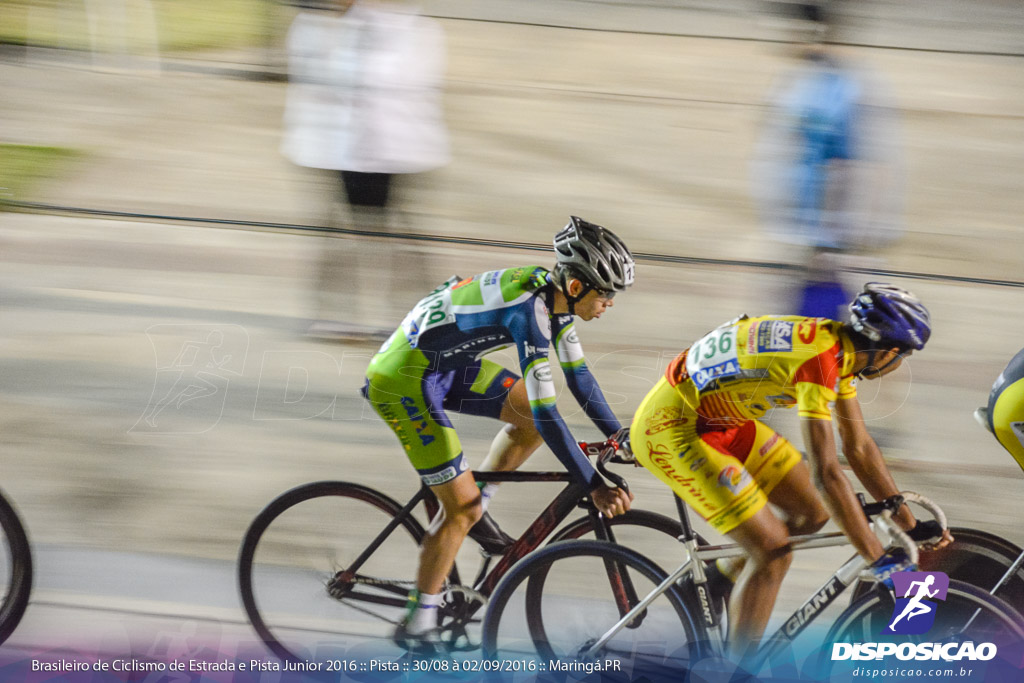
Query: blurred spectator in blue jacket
752 1 904 319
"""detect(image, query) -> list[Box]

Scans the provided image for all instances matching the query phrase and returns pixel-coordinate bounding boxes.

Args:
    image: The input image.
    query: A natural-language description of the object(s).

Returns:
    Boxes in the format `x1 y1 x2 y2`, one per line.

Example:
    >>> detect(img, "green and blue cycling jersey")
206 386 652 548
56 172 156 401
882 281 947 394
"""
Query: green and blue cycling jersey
362 266 619 488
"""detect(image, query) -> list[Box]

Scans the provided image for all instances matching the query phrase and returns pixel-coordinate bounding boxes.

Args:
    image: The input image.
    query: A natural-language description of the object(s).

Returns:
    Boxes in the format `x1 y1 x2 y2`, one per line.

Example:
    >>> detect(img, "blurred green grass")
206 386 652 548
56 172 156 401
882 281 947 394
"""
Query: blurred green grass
0 144 81 206
0 0 275 53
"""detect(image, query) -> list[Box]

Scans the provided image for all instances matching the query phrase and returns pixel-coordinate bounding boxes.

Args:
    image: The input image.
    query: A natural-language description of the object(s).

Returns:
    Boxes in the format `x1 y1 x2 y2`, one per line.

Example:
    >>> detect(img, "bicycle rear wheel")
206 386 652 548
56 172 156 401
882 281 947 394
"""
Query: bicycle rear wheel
0 491 32 645
483 540 705 676
238 481 444 661
850 528 1024 610
823 579 1024 679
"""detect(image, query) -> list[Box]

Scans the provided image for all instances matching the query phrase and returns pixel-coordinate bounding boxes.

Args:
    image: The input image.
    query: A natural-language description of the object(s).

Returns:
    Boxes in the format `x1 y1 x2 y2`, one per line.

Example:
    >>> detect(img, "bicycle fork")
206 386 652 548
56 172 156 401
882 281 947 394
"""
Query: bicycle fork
583 537 725 658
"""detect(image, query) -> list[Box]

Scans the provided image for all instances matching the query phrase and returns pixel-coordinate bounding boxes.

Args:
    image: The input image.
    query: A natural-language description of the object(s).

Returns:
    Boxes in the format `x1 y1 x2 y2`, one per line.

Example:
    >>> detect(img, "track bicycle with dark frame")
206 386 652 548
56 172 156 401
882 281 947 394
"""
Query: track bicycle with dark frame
237 438 694 661
481 487 1024 677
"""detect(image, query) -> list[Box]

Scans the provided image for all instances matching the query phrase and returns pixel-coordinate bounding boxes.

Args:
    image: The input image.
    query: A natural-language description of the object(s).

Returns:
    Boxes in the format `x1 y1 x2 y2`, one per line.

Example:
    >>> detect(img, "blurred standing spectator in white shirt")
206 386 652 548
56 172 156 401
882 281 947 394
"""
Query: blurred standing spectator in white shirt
282 0 449 339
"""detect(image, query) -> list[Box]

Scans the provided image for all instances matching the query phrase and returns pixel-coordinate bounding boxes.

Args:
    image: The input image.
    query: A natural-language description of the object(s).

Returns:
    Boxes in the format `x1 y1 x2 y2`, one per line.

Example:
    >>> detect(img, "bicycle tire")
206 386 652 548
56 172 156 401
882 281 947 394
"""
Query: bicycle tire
483 540 707 673
550 509 688 545
238 481 454 661
0 491 32 646
821 578 1024 679
850 527 1024 610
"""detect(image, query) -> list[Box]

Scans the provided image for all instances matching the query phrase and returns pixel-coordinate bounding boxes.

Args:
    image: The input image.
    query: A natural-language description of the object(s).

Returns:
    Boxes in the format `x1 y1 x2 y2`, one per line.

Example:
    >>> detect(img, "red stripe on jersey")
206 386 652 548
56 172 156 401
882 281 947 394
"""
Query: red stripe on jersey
794 343 841 389
666 350 688 387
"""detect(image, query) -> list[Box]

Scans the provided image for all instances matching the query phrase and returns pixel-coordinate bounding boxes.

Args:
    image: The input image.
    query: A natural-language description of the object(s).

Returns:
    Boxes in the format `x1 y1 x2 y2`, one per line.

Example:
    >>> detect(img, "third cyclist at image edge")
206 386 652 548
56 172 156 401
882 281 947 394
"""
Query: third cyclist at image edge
361 216 635 653
980 346 1024 474
631 283 954 658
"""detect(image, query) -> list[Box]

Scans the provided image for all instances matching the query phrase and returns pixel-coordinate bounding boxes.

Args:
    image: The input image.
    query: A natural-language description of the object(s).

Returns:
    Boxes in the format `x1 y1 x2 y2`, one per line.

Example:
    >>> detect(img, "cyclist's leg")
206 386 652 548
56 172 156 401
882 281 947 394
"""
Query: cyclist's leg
423 359 527 551
746 422 830 536
725 507 793 657
709 423 825 585
417 470 483 596
486 379 544 471
632 381 793 655
363 340 482 641
693 422 798 656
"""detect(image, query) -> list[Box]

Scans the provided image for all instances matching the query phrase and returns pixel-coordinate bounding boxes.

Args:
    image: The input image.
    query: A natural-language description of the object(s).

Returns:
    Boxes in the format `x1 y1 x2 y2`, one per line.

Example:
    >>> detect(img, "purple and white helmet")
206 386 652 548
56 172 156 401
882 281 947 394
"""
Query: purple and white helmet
849 283 931 351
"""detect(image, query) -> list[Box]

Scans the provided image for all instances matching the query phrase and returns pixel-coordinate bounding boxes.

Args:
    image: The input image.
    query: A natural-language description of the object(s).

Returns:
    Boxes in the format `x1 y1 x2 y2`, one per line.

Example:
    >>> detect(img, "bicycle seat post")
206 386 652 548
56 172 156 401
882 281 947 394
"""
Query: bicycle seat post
674 494 699 544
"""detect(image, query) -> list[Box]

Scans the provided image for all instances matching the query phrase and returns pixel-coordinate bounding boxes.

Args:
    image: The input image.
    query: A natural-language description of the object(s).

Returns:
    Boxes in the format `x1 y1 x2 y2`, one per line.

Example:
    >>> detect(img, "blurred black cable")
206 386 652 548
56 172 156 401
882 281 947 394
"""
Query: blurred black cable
6 200 1023 289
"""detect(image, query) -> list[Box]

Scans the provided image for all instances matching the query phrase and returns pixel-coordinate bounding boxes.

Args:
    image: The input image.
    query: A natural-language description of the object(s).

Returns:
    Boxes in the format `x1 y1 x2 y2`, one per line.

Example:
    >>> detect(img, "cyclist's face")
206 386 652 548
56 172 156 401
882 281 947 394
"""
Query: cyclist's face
575 289 615 321
860 348 910 380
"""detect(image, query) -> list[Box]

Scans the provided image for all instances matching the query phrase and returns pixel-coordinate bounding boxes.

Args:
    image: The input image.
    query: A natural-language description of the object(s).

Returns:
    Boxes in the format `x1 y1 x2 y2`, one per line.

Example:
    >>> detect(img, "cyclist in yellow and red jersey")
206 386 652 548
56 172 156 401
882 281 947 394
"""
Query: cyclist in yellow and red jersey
632 283 953 656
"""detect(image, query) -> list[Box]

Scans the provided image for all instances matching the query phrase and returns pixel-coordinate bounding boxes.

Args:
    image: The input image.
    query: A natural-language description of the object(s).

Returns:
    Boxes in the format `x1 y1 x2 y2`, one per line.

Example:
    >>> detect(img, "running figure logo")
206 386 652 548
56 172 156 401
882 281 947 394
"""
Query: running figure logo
132 324 248 434
884 571 949 635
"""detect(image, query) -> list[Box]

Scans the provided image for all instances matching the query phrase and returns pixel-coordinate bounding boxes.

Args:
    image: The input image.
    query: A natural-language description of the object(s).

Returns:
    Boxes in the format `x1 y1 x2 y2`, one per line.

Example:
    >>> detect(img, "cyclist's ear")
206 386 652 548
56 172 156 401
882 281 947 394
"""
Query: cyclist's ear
565 278 584 298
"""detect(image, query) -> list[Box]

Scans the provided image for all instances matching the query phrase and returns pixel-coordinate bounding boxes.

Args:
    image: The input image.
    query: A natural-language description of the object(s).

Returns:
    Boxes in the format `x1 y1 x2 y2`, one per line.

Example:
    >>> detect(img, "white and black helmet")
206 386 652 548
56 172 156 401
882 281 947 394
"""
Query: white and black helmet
553 216 635 294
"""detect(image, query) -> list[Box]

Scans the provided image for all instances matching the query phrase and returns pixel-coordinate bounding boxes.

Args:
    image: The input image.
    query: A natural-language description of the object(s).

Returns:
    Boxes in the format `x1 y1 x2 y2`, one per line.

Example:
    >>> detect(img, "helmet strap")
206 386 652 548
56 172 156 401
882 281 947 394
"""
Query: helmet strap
555 269 592 316
566 285 593 316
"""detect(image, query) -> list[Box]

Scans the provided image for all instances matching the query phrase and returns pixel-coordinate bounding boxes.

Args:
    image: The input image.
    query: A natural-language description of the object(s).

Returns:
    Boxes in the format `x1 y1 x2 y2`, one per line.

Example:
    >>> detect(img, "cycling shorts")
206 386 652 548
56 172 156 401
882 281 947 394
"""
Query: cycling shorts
631 377 803 534
362 331 519 486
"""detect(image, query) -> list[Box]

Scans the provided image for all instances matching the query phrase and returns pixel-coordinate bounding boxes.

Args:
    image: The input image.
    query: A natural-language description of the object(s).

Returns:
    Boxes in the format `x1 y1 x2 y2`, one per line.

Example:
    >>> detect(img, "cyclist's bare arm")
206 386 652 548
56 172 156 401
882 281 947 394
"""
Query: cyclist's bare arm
802 416 885 561
834 397 916 530
834 397 953 550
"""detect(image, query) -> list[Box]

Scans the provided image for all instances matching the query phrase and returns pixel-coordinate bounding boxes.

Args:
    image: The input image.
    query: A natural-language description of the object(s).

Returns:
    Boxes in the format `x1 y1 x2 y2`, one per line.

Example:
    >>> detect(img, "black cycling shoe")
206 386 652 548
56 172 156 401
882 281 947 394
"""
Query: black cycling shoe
467 511 515 555
704 561 734 615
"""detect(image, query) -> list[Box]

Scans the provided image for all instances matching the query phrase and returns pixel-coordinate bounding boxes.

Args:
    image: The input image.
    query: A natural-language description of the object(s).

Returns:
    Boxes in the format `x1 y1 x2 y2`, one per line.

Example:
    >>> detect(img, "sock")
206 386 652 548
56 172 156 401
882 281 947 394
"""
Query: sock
404 591 443 634
715 557 741 583
480 427 516 472
478 483 499 513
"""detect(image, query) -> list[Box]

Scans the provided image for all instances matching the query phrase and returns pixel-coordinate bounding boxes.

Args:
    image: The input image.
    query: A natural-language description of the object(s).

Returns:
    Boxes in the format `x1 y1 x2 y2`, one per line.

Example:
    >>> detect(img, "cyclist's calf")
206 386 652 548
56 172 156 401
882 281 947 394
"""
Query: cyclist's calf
447 495 485 534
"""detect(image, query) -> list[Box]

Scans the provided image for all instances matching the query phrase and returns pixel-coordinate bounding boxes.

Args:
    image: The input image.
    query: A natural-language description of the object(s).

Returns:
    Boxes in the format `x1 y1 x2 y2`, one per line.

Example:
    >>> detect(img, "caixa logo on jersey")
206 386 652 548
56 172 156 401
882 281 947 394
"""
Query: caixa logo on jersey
831 571 997 662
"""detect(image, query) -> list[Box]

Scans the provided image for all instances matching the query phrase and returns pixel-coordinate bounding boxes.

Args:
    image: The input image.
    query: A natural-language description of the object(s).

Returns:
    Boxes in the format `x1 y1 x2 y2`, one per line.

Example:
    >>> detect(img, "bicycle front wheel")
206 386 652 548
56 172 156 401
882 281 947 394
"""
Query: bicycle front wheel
483 540 704 675
238 481 437 661
851 527 1024 611
0 491 32 645
824 579 1024 678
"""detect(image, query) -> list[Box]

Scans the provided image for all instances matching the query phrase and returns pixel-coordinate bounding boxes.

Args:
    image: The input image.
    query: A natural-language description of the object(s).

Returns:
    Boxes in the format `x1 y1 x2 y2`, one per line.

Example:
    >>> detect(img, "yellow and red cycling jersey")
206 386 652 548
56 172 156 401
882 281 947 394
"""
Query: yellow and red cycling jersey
665 315 857 426
632 315 858 533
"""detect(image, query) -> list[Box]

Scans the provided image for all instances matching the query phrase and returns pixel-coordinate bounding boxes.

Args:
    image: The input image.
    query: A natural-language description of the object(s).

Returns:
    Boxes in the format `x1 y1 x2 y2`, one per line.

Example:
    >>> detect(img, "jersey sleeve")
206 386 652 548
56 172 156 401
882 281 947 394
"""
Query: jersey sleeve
793 343 843 420
508 299 601 489
552 316 621 437
837 374 858 400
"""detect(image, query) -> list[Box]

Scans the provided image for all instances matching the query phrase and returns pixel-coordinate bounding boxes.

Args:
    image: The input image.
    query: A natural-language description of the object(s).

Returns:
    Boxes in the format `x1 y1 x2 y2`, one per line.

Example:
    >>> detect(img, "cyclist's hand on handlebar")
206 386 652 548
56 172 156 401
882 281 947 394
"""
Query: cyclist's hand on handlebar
591 485 633 518
909 519 954 551
865 548 916 590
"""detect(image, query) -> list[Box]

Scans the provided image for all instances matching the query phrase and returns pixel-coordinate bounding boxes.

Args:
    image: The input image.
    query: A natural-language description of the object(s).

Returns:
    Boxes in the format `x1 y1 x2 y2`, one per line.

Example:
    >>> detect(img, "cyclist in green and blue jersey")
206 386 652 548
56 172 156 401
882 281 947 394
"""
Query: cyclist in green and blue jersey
362 217 635 651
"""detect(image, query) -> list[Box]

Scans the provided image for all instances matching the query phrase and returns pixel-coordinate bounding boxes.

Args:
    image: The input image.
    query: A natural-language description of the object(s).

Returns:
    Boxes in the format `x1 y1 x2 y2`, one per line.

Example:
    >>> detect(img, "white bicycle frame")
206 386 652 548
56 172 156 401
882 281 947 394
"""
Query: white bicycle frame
583 492 944 668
